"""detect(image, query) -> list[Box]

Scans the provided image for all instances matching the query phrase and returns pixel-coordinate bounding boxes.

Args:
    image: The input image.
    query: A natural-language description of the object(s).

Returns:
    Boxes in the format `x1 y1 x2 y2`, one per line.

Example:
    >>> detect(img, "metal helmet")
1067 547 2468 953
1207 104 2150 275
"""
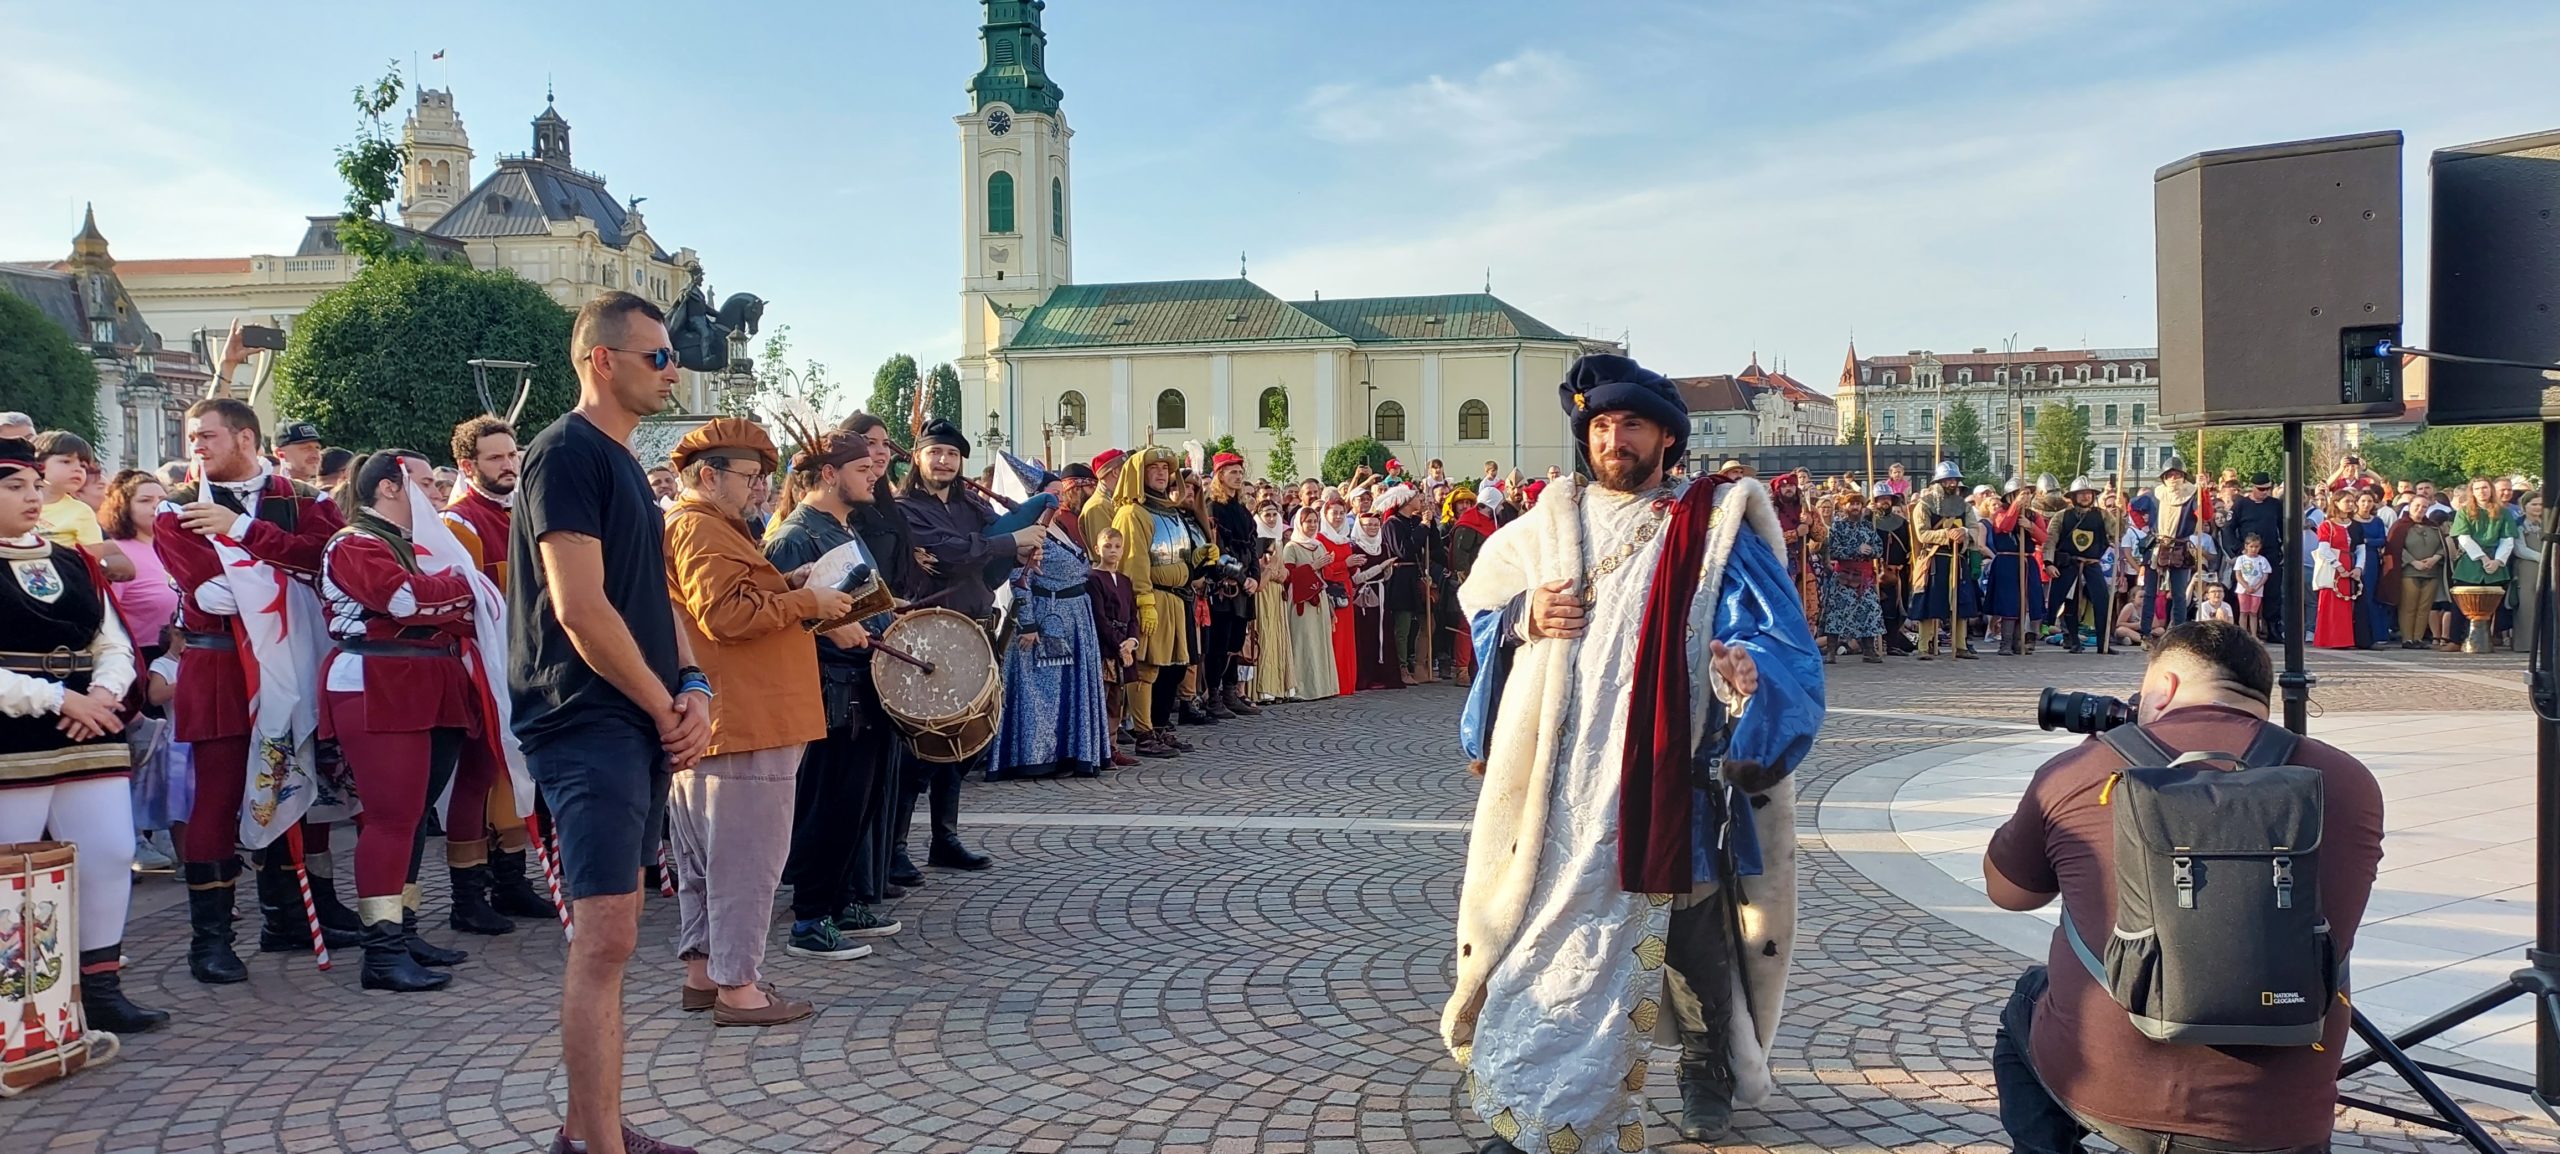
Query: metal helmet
2158 455 2190 480
1872 481 1898 499
1931 460 1962 483
2036 472 2060 494
2001 475 2027 496
2067 475 2101 497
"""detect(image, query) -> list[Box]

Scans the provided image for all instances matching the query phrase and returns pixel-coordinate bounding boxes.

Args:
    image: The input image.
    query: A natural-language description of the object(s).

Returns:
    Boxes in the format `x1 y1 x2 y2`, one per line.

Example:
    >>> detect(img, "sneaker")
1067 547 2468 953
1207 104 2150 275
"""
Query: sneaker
134 833 176 873
830 905 902 939
786 920 874 960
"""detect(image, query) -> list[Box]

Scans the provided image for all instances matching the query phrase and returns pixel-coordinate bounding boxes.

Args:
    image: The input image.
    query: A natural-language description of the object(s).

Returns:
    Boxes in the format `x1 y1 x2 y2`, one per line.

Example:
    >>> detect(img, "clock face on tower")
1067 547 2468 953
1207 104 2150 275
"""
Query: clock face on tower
987 109 1012 136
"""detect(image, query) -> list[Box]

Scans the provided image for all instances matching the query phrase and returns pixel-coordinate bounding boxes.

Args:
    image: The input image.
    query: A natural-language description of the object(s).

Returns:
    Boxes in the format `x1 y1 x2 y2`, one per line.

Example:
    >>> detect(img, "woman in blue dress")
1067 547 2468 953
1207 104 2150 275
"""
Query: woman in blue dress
2351 489 2391 646
988 478 1112 779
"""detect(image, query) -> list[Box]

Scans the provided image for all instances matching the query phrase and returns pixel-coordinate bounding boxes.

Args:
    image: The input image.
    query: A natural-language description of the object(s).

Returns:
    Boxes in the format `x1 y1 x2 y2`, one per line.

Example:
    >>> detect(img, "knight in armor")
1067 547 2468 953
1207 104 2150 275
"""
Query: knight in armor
0 436 167 1032
1907 461 1979 660
1110 446 1215 759
151 397 350 985
1871 485 1915 655
1988 476 2049 657
317 451 489 990
2050 477 2118 654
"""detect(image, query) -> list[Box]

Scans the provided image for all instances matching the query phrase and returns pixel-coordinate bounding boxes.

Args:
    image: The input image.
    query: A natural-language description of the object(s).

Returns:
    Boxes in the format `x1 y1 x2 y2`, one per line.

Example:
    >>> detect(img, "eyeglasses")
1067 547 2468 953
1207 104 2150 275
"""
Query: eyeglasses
606 346 679 371
714 466 769 483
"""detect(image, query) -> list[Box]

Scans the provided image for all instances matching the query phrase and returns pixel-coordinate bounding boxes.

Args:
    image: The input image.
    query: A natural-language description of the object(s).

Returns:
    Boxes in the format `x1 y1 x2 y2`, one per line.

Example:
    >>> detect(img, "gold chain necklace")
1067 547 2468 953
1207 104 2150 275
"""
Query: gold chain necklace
1584 489 1675 592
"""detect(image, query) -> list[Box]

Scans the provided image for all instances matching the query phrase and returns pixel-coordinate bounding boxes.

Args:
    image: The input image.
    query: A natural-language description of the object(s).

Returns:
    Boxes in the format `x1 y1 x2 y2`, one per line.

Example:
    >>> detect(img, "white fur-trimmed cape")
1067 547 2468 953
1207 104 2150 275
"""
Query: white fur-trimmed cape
1446 475 1800 1108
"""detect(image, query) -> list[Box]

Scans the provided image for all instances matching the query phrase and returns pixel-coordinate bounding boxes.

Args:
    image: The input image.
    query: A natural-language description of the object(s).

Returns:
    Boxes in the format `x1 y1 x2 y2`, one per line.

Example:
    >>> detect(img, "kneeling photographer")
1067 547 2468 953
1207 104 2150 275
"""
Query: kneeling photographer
1985 621 2385 1154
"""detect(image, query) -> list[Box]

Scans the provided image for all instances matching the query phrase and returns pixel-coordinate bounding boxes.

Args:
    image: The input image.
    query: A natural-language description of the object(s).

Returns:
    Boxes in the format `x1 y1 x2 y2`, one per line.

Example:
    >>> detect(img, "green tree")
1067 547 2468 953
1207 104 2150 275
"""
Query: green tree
1265 412 1299 482
925 362 961 430
0 292 101 443
272 261 576 453
332 62 445 267
2172 426 2286 483
866 354 921 450
755 324 840 420
2361 424 2541 488
1321 436 1390 484
1938 399 1993 483
2029 400 2095 486
1838 411 1868 447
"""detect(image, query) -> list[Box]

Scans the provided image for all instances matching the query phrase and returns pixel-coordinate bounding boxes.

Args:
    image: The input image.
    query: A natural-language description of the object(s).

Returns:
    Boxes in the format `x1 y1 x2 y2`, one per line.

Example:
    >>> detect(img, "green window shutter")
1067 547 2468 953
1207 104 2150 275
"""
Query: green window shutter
988 172 1015 234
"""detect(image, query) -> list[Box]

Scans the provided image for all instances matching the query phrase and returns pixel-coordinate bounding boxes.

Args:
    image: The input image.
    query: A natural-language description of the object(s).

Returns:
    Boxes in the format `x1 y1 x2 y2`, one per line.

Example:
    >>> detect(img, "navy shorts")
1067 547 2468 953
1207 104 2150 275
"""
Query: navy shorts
524 714 669 901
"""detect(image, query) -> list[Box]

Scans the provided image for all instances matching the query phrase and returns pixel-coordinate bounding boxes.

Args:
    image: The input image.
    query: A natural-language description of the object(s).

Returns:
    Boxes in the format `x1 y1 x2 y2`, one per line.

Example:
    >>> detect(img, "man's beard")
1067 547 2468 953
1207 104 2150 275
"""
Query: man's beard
918 466 958 495
834 476 871 506
472 467 517 497
1592 445 1663 492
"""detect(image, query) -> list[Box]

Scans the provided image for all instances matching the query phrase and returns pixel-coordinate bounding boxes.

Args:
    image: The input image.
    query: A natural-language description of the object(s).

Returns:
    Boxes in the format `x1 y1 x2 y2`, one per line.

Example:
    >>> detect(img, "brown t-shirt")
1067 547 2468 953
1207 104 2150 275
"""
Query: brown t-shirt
1985 703 2385 1147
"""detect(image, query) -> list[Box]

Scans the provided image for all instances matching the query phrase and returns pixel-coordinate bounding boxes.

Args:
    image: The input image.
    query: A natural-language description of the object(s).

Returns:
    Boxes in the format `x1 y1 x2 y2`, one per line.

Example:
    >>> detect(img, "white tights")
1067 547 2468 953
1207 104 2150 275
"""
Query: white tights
0 776 136 952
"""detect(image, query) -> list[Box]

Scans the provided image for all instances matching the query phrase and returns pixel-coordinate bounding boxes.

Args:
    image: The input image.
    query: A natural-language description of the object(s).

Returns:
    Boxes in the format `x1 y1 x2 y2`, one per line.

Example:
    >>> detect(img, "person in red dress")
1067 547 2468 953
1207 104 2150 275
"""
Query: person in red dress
152 397 346 985
2313 493 2362 650
319 451 492 990
1318 491 1359 697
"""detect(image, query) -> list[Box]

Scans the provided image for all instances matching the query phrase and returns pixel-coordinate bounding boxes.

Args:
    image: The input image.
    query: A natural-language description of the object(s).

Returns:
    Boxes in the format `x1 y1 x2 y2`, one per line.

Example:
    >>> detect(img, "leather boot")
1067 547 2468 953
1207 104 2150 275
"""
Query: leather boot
1951 617 1978 658
1177 698 1218 726
1205 695 1237 720
447 866 515 936
1221 686 1261 716
257 856 313 953
184 861 247 985
1863 638 1883 663
304 861 362 936
925 767 992 870
1676 1060 1736 1142
401 904 469 967
79 945 169 1032
1997 619 2017 656
486 848 557 919
360 918 450 992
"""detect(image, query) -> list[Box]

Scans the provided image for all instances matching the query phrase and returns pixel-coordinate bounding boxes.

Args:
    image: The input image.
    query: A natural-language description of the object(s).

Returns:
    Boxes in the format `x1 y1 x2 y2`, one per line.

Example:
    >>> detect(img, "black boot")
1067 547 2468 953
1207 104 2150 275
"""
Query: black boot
925 766 991 871
486 848 558 919
360 921 450 992
256 856 359 952
1177 698 1217 726
79 945 169 1032
447 866 515 936
1676 1062 1735 1142
183 862 247 985
401 908 469 967
305 863 362 936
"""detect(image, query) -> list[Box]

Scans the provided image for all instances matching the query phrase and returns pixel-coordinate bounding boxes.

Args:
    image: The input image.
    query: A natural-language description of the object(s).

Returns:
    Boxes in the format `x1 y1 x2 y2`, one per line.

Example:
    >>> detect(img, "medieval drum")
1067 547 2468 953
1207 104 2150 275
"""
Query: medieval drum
2452 585 2507 654
1 842 118 1096
873 608 1004 763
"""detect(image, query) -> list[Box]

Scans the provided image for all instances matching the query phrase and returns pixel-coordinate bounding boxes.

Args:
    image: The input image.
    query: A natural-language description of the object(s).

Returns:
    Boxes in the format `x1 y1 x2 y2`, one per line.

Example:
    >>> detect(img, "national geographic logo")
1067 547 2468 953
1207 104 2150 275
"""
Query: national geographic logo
2262 991 2306 1006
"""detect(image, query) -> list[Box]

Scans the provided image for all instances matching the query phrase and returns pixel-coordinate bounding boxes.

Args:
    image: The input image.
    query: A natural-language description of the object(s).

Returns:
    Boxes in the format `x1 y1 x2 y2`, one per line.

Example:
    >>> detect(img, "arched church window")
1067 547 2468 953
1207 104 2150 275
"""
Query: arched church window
1059 390 1088 433
987 171 1015 234
1374 400 1406 443
1458 399 1491 442
1258 387 1287 429
1052 177 1065 236
1156 389 1187 430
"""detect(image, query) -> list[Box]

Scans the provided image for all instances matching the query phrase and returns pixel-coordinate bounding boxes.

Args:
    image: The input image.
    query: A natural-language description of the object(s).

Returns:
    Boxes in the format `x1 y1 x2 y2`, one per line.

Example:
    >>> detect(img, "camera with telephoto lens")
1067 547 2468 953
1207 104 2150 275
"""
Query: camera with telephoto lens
2037 687 2137 735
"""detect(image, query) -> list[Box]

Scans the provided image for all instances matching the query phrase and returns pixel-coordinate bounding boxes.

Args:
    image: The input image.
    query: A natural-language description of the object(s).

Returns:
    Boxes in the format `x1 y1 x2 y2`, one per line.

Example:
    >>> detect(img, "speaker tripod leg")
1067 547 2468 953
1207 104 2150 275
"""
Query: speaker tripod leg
2337 1007 2508 1154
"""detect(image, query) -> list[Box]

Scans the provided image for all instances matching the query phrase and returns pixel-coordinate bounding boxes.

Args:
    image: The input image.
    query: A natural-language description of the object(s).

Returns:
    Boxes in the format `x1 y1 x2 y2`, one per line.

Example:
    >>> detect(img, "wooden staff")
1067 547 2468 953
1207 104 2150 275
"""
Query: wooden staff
1863 423 1876 500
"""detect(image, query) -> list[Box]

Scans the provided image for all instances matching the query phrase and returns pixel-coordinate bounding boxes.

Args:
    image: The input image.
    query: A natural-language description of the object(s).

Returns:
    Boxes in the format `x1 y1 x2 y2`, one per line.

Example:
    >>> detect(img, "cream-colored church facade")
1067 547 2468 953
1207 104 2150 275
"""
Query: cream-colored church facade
951 1 1593 474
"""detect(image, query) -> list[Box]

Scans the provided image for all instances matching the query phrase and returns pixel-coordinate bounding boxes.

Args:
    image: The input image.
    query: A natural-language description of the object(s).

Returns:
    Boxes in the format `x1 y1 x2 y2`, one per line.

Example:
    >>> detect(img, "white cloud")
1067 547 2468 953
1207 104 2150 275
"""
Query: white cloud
1258 7 2560 382
1879 0 2114 68
1299 50 1616 169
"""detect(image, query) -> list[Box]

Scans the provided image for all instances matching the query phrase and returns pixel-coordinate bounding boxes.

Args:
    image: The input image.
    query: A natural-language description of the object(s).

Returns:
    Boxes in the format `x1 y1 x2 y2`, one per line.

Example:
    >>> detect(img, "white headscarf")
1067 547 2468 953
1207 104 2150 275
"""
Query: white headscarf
1349 515 1384 553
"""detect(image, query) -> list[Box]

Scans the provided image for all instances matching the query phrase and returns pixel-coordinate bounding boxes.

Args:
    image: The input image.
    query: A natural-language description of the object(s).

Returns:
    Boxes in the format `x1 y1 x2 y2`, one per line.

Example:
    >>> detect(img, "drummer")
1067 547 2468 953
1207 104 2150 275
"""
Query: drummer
0 435 168 1034
764 426 904 961
661 419 852 1027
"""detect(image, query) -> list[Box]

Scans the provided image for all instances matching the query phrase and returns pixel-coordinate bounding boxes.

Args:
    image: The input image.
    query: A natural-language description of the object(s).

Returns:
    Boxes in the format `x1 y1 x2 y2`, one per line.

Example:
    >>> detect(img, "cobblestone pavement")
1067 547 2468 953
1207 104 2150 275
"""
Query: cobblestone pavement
1 649 2549 1154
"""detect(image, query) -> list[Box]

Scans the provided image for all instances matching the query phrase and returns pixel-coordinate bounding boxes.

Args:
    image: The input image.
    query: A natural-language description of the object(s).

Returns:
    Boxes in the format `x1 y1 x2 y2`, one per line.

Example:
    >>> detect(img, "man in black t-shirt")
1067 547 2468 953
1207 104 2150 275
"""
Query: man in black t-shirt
509 291 709 1154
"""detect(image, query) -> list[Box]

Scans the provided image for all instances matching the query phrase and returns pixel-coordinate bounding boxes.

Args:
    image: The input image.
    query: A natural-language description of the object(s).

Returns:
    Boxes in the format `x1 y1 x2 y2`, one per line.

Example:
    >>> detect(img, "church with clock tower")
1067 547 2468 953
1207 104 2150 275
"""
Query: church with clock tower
956 0 1594 473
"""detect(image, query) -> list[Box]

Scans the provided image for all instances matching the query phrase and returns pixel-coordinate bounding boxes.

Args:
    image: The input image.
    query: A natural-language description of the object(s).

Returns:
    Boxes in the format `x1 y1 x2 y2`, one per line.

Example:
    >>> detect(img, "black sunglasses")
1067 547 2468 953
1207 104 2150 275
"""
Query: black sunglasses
606 346 679 371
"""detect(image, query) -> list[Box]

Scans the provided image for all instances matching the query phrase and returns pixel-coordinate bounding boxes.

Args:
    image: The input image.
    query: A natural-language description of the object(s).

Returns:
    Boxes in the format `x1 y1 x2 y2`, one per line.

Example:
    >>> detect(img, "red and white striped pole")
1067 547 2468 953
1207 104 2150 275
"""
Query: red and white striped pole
282 825 331 971
526 812 573 941
655 838 676 898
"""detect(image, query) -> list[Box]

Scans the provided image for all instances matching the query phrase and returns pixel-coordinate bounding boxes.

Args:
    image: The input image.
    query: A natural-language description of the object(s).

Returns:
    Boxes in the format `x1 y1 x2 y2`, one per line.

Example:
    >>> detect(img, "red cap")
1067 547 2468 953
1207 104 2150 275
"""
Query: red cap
1384 457 1402 473
1090 448 1127 471
1212 452 1244 472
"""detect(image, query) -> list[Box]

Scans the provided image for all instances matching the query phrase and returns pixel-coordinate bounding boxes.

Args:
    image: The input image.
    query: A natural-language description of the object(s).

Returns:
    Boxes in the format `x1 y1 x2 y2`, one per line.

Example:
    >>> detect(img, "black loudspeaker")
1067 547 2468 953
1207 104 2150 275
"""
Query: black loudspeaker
2154 131 2406 429
2427 129 2560 426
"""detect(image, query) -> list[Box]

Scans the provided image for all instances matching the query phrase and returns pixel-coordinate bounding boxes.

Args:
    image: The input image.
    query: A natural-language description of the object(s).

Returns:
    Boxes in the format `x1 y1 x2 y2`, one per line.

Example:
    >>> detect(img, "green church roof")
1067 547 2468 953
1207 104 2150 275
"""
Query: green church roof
969 0 1063 115
1289 293 1572 343
1007 280 1573 351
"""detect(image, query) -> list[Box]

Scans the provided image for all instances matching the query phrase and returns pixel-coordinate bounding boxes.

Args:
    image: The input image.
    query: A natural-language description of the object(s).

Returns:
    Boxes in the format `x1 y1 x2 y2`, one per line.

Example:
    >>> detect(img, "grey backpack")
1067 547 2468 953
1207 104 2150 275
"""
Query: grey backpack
2059 723 2339 1047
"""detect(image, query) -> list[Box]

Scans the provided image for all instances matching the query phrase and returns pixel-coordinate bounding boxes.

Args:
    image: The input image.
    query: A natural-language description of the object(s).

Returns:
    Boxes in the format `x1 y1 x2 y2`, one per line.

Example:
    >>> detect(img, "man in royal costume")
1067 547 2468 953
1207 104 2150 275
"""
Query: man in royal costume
1453 355 1826 1152
1907 461 1979 661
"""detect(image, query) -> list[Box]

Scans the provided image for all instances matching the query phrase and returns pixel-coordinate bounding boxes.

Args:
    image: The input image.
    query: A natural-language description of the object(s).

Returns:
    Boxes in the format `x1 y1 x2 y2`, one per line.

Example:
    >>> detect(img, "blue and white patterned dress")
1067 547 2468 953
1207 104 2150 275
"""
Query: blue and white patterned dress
988 530 1112 779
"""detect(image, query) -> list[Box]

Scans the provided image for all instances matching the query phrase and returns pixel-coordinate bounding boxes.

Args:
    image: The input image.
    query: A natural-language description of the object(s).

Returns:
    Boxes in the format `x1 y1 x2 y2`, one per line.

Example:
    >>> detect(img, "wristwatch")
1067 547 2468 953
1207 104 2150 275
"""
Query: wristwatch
676 665 713 699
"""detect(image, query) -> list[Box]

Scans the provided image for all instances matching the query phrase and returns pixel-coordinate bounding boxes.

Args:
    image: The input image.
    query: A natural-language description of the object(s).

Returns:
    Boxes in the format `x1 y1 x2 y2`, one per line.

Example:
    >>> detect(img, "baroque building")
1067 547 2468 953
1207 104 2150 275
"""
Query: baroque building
1839 342 2169 482
1670 357 1839 458
109 89 713 422
953 0 1597 472
1 207 215 470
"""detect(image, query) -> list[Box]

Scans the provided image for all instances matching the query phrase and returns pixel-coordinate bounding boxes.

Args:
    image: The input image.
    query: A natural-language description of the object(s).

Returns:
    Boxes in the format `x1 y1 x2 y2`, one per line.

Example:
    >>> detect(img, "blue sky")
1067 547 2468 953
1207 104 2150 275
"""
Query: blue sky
4 0 2555 398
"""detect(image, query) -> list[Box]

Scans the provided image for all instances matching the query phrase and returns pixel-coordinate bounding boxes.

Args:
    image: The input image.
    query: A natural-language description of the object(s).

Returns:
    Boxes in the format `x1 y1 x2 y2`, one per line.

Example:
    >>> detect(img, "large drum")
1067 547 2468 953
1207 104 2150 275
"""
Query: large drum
874 608 1003 763
1 842 117 1096
2452 585 2507 654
